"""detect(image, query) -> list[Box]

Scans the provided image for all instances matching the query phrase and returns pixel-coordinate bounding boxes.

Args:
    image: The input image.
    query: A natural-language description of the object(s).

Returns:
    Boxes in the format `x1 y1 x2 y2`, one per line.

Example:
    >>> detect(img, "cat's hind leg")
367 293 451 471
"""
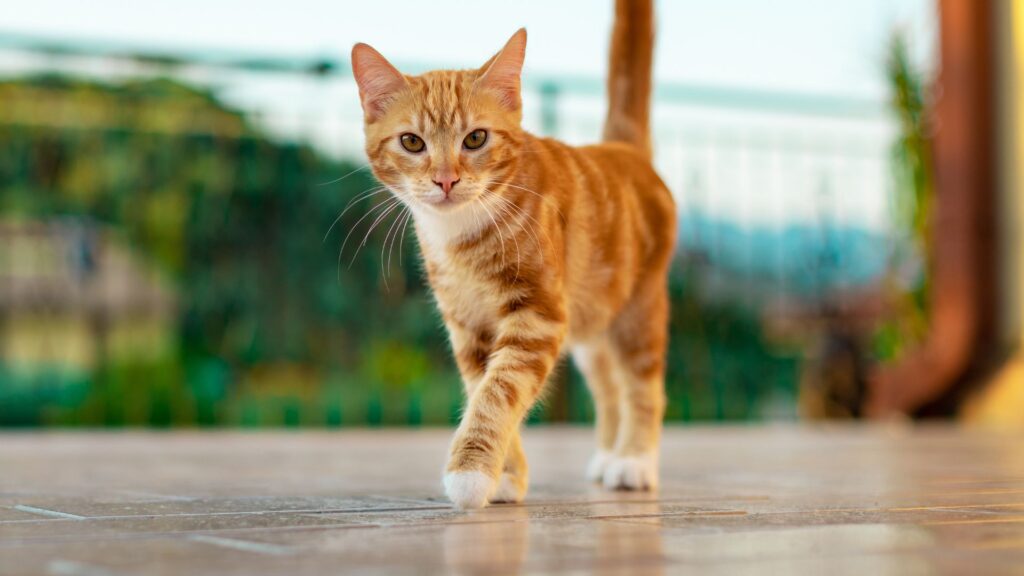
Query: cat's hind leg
571 337 622 483
491 430 528 503
602 278 669 491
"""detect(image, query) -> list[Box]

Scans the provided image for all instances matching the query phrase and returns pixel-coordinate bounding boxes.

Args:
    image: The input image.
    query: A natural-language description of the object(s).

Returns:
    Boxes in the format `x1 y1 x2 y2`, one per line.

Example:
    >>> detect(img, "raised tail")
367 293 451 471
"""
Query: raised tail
602 0 655 158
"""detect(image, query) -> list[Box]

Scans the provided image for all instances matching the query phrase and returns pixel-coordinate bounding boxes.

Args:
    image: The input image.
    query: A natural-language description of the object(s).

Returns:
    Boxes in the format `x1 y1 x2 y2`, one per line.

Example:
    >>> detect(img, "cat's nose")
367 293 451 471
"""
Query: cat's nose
433 174 460 196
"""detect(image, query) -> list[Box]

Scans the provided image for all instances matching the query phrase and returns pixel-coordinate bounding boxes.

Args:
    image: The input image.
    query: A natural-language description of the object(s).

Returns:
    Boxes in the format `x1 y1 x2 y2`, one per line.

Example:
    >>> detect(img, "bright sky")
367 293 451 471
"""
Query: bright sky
3 0 935 96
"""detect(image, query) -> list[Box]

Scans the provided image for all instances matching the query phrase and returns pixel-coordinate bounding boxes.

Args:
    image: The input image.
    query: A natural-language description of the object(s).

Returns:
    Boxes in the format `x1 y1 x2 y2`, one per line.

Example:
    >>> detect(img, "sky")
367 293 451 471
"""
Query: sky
2 0 935 97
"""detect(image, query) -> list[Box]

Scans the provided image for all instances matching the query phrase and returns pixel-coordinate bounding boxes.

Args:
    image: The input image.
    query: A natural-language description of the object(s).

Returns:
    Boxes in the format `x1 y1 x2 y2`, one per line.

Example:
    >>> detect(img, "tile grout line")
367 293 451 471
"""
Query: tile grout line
0 521 379 548
0 504 452 524
47 559 118 576
186 534 295 556
12 505 86 520
589 510 749 520
113 490 196 502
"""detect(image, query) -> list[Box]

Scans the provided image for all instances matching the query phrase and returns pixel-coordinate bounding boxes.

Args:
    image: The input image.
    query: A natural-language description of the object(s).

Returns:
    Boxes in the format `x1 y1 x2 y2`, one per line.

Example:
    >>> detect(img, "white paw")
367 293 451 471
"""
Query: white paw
602 452 659 491
586 450 613 483
443 471 495 510
490 473 526 503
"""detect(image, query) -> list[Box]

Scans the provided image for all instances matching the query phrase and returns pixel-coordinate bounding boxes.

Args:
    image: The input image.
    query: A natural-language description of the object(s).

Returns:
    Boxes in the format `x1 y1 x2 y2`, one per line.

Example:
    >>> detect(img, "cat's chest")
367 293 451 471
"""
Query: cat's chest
423 250 505 330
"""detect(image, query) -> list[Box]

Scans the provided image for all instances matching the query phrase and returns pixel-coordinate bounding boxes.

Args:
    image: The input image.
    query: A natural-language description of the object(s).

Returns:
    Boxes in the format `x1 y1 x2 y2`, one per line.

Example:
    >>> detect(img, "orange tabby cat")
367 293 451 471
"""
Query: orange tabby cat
352 0 673 509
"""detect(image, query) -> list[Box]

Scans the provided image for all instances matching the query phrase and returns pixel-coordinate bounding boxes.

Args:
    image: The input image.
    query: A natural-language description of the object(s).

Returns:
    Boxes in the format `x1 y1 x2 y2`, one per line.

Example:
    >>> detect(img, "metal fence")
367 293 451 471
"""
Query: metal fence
0 32 899 426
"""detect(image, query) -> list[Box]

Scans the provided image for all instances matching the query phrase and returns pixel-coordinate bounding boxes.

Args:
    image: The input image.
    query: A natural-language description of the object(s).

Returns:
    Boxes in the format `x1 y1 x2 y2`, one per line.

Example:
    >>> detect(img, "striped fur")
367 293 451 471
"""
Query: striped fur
352 1 672 509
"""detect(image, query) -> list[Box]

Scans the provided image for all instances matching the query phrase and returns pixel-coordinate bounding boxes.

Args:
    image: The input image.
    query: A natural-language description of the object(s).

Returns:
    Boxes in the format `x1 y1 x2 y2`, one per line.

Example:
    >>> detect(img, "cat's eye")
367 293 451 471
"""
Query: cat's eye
400 133 425 153
463 129 488 150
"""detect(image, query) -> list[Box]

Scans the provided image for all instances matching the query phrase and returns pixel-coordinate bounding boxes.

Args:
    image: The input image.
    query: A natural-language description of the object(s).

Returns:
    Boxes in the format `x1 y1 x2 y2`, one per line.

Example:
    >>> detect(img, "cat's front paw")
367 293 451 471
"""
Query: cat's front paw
602 452 659 491
443 471 495 510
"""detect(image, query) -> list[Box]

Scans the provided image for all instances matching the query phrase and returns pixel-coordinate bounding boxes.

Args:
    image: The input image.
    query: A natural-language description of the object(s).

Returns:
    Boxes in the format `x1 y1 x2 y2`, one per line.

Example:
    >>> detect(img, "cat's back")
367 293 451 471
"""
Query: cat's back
528 136 672 211
571 140 675 242
578 141 670 199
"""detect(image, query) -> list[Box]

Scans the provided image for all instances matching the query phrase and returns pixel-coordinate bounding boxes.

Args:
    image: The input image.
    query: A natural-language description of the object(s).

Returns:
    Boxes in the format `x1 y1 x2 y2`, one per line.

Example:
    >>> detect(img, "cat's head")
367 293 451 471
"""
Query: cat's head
352 29 527 214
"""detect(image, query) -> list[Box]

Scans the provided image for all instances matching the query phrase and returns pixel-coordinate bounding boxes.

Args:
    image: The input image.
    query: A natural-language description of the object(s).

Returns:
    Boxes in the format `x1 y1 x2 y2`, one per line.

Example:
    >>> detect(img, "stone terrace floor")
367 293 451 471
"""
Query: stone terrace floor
3 425 1024 575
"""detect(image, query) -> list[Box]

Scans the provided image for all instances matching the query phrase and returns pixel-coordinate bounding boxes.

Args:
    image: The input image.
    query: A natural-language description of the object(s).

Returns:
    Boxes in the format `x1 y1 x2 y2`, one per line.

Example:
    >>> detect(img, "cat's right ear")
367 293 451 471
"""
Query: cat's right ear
351 43 407 121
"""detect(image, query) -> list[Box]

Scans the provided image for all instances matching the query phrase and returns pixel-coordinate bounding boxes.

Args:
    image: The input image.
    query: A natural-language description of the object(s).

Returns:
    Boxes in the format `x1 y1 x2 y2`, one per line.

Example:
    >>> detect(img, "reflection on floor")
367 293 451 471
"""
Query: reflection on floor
3 426 1024 574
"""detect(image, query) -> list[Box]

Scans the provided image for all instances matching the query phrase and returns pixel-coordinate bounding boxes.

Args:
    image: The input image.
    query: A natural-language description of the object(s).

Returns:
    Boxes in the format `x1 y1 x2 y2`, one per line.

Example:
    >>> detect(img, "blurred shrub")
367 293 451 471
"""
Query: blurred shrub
872 33 933 362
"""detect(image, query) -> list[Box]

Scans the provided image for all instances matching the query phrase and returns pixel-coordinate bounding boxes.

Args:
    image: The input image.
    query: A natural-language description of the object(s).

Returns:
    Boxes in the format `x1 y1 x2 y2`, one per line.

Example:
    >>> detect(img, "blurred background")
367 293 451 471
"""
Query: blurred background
0 0 1020 428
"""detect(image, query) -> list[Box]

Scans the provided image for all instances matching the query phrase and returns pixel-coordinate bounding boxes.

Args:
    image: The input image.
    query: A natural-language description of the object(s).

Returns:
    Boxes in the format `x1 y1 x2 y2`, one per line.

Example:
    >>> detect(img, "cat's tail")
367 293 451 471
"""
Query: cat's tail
602 0 655 158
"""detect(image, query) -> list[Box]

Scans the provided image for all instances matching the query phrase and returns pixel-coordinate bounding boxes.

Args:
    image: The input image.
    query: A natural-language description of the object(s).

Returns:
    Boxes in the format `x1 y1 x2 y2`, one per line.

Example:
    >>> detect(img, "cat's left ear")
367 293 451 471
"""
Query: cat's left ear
352 43 408 121
478 28 527 111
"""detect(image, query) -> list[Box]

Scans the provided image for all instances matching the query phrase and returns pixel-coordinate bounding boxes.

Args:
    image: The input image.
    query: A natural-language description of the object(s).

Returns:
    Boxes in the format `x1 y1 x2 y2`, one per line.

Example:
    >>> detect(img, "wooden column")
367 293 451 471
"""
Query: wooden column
867 0 1000 416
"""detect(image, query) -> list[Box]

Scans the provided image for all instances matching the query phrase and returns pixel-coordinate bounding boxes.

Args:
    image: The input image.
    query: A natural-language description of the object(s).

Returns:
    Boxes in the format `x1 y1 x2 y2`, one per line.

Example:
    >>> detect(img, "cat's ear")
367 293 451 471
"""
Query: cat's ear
352 43 408 121
478 28 527 110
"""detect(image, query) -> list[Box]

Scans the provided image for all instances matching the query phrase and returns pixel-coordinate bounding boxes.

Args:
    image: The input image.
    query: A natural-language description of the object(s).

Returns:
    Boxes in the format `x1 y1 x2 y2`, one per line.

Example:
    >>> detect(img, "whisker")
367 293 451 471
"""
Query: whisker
483 178 559 244
338 196 401 283
470 194 485 240
398 210 413 267
492 197 532 244
323 186 388 243
485 189 550 255
486 180 566 222
380 211 400 292
317 164 370 187
381 205 409 289
487 196 523 279
475 197 507 269
350 198 404 269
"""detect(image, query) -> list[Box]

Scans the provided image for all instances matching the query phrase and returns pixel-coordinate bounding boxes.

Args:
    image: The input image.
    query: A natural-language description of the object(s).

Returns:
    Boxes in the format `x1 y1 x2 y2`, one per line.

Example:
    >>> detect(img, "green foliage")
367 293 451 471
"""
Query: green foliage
872 32 933 362
665 261 800 421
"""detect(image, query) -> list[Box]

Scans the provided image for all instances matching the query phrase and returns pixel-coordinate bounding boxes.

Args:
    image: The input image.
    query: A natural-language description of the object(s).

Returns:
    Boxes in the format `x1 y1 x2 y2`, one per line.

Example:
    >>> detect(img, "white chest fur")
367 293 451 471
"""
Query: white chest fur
414 208 506 331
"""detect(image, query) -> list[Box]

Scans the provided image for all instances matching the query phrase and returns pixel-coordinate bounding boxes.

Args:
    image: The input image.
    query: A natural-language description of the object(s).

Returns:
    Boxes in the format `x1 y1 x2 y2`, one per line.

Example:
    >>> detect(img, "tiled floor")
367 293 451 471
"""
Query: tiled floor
3 425 1024 575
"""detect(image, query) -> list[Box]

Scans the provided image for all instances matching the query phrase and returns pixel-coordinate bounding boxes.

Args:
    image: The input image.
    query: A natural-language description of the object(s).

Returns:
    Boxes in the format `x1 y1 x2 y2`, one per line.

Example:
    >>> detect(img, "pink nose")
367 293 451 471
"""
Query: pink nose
433 174 460 196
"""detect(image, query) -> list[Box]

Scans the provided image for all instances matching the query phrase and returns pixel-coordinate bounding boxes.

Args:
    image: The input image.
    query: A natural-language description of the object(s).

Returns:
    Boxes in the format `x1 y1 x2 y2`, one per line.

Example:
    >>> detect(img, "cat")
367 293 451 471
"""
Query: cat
351 0 674 509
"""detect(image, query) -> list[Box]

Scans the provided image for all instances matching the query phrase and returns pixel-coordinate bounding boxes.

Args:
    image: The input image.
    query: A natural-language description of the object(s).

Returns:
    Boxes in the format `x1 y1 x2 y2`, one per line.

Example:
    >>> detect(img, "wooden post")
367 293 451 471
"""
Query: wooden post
867 0 1000 416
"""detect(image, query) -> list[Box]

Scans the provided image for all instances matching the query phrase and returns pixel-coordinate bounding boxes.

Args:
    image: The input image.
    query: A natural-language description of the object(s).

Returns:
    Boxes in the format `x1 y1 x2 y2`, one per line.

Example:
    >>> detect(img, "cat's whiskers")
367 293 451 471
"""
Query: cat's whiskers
502 201 547 252
381 205 411 289
473 197 508 271
392 210 414 272
485 194 523 279
483 183 552 255
483 178 550 226
317 163 371 187
493 202 543 272
486 180 566 223
486 191 549 253
323 185 389 243
351 197 406 269
380 206 402 291
397 210 413 267
338 196 402 282
484 191 538 276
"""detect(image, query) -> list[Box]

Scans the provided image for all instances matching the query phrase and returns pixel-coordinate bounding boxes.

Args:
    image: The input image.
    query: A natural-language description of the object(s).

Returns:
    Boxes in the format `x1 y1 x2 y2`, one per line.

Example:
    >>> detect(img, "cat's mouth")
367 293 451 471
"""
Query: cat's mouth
418 193 476 210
